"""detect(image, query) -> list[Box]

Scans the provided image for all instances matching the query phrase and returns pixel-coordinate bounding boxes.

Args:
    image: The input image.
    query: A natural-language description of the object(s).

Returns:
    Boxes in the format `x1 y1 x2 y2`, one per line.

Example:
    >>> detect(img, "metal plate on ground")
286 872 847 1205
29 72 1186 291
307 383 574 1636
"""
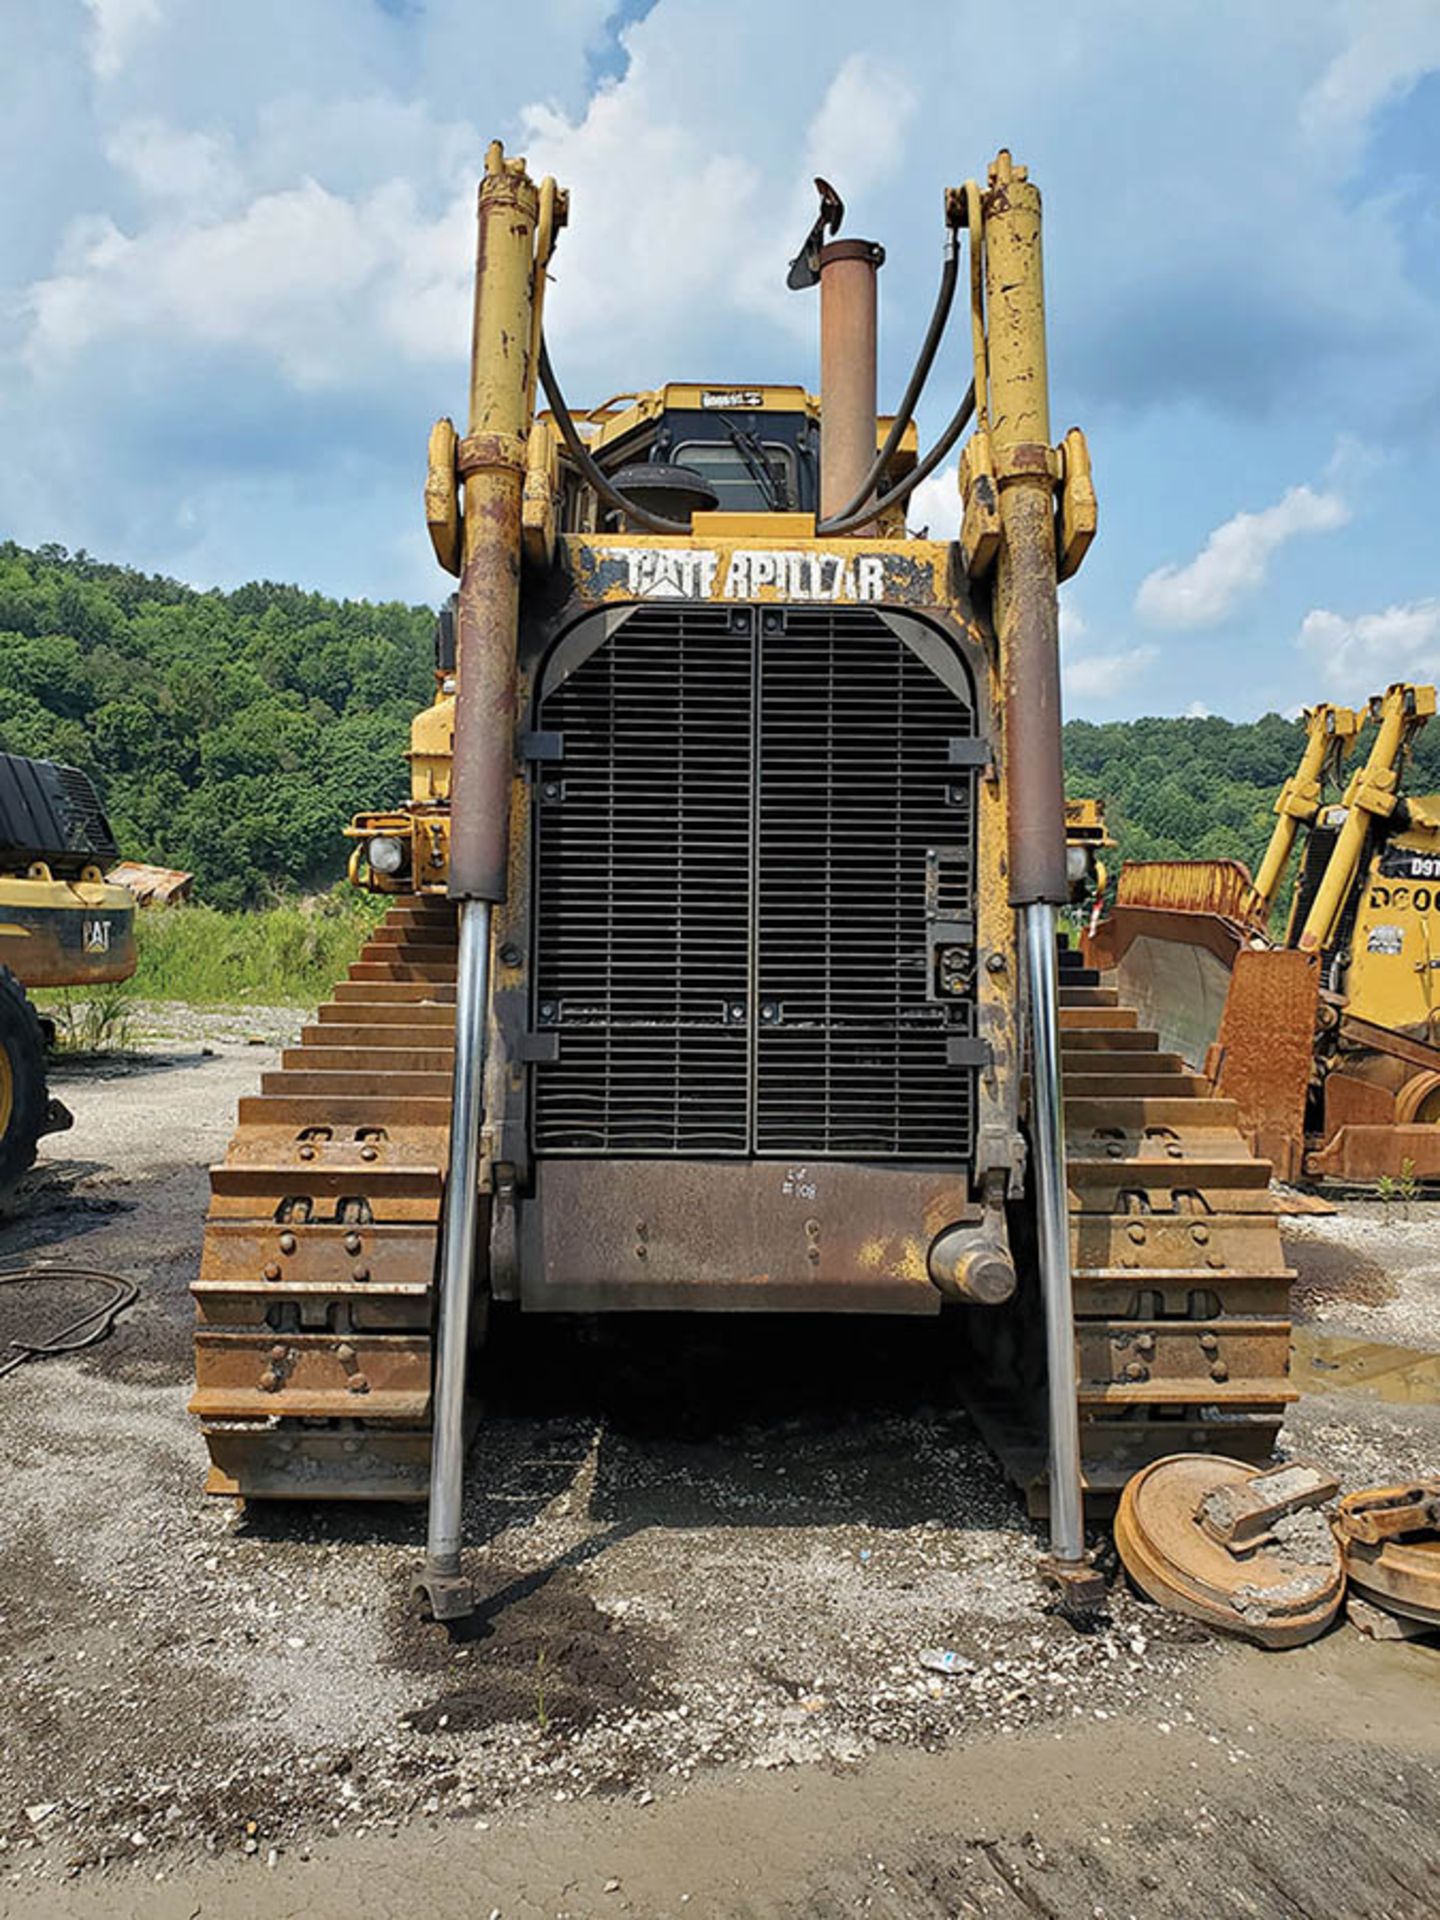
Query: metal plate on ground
1335 1482 1440 1628
1115 1453 1344 1648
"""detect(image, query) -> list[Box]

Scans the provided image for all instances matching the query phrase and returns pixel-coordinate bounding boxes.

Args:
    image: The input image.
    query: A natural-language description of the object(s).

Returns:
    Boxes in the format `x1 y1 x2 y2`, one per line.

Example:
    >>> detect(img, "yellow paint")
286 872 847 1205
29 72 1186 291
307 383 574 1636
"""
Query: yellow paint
1345 809 1440 1034
407 692 455 804
1247 701 1361 927
0 872 137 988
690 511 816 538
350 141 1091 1206
1298 684 1436 954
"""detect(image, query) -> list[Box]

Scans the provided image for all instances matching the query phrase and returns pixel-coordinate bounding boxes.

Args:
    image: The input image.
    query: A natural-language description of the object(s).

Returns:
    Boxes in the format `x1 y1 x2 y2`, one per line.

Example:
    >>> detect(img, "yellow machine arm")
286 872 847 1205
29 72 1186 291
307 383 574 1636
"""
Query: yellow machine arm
1296 682 1437 955
1244 702 1360 927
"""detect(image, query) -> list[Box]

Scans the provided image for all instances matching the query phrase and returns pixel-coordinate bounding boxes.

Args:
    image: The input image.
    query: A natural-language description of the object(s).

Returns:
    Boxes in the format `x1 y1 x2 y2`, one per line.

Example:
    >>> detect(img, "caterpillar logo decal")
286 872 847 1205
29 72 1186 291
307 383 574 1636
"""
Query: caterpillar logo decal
597 546 890 603
83 918 112 954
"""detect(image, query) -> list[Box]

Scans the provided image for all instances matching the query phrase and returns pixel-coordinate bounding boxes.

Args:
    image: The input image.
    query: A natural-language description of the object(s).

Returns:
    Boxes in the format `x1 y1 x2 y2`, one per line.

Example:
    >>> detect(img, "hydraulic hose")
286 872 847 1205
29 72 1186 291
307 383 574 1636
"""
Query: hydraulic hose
817 379 976 537
538 340 689 535
826 225 960 526
541 336 974 543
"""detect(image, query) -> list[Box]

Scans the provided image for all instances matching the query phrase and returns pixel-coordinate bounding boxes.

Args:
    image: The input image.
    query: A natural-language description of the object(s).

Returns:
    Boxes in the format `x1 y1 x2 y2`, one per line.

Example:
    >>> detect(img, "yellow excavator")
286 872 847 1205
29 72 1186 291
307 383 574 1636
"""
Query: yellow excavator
191 144 1295 1612
0 753 137 1195
1090 682 1440 1182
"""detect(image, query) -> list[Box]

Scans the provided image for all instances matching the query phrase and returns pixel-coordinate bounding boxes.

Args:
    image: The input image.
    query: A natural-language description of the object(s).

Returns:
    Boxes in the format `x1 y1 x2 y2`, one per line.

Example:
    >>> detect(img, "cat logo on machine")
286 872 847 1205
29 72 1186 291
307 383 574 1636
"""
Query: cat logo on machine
605 545 888 603
83 918 112 955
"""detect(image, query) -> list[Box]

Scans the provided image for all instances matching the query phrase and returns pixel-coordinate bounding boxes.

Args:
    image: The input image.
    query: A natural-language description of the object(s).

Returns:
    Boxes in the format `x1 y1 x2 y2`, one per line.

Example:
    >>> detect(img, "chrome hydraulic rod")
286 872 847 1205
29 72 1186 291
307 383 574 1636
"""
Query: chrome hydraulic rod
418 897 491 1617
1023 903 1084 1570
415 142 549 1619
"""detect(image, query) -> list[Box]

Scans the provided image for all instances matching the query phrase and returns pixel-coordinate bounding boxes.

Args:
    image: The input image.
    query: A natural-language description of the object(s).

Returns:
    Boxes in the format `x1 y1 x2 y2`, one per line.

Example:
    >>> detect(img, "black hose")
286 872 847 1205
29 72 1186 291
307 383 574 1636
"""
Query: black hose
826 229 960 527
540 313 973 545
817 379 976 538
0 1264 138 1381
538 340 689 535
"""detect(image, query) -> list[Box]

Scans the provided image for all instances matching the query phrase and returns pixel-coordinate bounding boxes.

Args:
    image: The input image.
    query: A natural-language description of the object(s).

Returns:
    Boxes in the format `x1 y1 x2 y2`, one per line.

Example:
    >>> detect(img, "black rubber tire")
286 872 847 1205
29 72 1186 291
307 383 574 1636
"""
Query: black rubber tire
0 965 48 1197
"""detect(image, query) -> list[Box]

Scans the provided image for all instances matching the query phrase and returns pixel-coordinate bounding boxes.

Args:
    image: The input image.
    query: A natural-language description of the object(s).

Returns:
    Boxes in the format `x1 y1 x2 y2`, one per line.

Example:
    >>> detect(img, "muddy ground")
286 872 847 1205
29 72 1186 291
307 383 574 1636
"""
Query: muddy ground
0 1008 1438 1918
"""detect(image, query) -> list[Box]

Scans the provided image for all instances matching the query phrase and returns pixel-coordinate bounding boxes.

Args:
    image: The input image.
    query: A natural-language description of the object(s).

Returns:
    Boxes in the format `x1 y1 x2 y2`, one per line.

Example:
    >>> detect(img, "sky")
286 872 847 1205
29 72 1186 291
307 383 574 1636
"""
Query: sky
1 0 1438 720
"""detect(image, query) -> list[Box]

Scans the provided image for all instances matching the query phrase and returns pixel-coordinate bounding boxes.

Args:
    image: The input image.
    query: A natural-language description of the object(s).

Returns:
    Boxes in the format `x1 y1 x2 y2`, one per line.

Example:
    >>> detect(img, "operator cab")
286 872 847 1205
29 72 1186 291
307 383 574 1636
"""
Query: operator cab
543 383 916 531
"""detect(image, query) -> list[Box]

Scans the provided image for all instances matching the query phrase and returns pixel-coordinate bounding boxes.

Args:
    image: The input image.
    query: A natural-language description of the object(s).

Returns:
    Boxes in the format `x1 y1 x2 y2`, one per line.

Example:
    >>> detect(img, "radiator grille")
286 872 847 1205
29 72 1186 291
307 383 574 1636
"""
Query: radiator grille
534 606 752 1153
533 605 976 1158
755 611 973 1155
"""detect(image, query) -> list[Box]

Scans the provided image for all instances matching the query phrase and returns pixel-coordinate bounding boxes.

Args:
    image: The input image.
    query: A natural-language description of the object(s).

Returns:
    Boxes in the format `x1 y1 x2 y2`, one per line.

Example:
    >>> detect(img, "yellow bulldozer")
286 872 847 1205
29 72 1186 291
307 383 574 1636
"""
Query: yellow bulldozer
191 144 1296 1612
1090 682 1440 1184
0 753 137 1195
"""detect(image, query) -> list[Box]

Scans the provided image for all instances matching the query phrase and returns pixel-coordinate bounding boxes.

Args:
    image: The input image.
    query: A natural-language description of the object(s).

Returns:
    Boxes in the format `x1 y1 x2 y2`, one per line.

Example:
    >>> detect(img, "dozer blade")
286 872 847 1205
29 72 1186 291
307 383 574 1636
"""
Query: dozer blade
191 897 457 1499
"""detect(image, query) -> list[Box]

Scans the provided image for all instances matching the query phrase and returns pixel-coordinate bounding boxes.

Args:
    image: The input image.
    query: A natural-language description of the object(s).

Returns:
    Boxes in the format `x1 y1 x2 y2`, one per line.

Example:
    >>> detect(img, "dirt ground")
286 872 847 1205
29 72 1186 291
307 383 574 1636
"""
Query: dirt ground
1 1008 1438 1918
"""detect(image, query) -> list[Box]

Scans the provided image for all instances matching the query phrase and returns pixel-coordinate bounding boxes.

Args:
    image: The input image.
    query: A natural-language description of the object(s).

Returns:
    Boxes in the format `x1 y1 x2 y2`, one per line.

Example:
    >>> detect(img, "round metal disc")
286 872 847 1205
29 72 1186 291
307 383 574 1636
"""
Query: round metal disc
1115 1454 1344 1649
1335 1485 1440 1627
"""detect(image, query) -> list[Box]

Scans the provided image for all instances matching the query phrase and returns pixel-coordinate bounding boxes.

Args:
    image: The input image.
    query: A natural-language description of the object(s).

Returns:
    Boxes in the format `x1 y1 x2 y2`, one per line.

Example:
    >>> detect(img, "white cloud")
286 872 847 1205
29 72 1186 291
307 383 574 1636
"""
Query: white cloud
3 0 1438 616
906 460 959 538
803 55 916 206
1135 484 1350 629
85 0 164 82
1300 0 1440 160
1185 700 1212 718
1060 601 1157 705
1064 645 1159 702
106 117 243 211
1297 599 1440 701
26 180 408 382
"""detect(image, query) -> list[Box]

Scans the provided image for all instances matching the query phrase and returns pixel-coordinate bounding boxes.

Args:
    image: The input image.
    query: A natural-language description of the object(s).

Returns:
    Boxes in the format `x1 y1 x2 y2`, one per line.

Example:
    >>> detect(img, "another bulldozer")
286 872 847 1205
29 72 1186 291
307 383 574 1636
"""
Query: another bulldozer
1090 683 1440 1184
0 753 136 1196
192 145 1295 1609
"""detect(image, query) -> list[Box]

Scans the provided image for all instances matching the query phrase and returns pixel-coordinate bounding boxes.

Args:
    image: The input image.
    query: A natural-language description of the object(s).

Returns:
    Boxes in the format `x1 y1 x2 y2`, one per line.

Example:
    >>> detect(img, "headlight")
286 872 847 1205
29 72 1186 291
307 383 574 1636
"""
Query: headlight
368 835 406 875
1065 845 1090 886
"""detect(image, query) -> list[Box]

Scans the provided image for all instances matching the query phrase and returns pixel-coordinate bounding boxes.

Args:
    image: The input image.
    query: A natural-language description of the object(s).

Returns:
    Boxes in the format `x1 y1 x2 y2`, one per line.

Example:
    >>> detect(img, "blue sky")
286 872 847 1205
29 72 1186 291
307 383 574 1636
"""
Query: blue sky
1 0 1438 719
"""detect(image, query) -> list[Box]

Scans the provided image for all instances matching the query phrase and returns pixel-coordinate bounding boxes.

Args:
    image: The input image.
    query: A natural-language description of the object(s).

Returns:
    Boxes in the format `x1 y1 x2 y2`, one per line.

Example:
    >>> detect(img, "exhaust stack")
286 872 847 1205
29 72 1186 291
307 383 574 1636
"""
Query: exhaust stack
818 238 884 527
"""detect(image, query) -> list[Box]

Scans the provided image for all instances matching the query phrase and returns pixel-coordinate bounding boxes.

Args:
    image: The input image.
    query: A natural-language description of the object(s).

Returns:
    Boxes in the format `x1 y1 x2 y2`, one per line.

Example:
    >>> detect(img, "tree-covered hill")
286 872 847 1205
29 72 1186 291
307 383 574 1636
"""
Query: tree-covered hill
2 541 1436 910
1066 709 1440 887
0 542 431 908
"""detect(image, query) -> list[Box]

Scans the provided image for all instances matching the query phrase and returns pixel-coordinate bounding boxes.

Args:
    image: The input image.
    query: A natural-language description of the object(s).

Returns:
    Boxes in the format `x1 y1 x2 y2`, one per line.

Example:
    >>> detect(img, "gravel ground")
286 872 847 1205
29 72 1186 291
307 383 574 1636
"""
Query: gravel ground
1285 1203 1440 1349
0 1020 1437 1916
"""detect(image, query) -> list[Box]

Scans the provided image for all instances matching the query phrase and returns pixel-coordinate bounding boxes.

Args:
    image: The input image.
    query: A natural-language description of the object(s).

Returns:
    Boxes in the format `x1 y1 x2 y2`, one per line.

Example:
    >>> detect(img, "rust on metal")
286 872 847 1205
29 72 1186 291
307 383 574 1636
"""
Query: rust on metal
521 1159 974 1314
191 897 456 1499
1211 948 1320 1182
1115 1454 1344 1649
1335 1482 1440 1629
1113 859 1259 924
1054 952 1296 1501
818 237 884 527
105 861 194 906
449 148 539 904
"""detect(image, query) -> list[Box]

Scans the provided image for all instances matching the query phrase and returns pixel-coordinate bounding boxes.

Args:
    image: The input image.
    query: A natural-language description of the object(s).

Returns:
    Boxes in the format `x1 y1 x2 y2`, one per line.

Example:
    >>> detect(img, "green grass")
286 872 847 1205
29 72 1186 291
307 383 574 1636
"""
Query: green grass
36 891 389 1025
127 891 390 1007
43 979 138 1055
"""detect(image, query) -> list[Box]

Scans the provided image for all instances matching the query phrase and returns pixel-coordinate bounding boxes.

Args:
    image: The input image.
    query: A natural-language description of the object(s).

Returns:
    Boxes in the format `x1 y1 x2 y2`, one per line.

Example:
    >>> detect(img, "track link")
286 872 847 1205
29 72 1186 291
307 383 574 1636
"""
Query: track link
976 942 1296 1514
191 896 455 1499
1059 942 1295 1505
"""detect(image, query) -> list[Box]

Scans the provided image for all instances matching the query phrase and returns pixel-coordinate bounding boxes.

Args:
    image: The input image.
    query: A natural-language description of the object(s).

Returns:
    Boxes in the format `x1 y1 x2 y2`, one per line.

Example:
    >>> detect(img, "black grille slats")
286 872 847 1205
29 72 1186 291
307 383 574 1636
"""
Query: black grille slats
532 604 977 1159
755 611 974 1155
534 607 752 1152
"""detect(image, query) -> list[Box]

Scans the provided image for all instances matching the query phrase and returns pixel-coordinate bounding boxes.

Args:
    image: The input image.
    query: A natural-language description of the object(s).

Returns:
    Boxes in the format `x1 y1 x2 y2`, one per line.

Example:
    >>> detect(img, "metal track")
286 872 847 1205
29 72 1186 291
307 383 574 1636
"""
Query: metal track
191 896 456 1499
191 918 1292 1512
981 941 1296 1513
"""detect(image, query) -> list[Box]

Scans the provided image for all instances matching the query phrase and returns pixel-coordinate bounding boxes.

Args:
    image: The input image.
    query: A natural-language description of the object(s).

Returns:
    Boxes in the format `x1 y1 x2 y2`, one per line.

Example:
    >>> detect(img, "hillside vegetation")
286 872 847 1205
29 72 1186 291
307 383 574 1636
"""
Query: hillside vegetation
0 542 430 909
2 542 1437 921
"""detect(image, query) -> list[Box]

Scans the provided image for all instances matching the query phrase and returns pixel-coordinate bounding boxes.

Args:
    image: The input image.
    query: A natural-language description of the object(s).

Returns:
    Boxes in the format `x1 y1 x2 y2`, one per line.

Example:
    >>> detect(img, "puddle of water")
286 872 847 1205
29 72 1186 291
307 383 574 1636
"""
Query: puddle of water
1292 1327 1440 1406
